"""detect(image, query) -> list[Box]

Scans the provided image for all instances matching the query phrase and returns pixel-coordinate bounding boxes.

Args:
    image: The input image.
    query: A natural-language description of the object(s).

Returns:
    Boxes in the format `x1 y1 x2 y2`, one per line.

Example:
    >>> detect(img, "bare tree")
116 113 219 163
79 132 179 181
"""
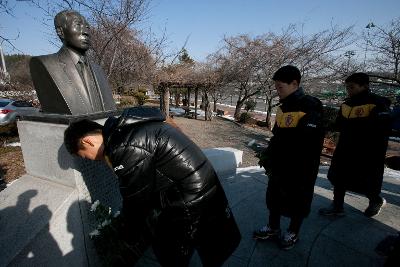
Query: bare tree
216 35 263 120
90 25 155 92
212 24 354 123
366 18 400 85
290 24 354 84
195 61 223 120
252 31 294 127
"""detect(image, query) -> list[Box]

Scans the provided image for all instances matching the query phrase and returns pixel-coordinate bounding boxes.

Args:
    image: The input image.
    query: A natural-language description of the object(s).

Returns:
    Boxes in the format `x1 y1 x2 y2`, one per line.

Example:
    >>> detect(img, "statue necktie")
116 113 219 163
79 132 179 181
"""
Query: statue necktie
78 57 92 104
78 57 102 111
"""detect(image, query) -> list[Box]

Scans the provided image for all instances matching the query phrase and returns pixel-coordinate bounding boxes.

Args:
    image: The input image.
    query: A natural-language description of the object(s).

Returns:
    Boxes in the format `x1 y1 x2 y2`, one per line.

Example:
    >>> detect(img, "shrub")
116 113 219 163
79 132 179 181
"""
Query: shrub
239 112 252 123
133 88 149 106
256 120 269 127
244 99 257 112
117 96 137 108
322 105 340 131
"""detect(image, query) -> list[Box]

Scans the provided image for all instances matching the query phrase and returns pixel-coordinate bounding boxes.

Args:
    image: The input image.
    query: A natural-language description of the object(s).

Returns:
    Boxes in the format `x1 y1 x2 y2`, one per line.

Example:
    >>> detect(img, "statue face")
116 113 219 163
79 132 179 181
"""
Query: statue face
62 13 90 53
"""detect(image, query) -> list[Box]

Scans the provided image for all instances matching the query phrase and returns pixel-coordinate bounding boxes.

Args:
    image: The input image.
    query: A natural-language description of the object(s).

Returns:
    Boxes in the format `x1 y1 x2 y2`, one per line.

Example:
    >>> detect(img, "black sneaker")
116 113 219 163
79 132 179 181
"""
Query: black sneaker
364 198 386 217
319 204 345 217
280 231 299 250
253 225 281 240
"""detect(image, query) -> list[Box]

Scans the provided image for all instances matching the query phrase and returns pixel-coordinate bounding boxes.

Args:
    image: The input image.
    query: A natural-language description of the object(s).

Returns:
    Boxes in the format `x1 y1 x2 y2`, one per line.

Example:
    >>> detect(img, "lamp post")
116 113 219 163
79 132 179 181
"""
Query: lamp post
0 44 10 85
344 50 356 73
364 22 376 70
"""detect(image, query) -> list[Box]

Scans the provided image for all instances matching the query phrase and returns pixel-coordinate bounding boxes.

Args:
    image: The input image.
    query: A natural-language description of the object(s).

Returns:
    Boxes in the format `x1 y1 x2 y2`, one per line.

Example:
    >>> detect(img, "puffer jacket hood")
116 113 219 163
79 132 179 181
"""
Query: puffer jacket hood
103 106 165 145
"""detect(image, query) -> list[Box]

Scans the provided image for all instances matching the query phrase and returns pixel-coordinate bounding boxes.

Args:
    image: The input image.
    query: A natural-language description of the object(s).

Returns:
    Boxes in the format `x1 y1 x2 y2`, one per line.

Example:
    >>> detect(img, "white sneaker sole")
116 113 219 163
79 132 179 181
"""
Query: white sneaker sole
366 198 386 217
376 198 387 216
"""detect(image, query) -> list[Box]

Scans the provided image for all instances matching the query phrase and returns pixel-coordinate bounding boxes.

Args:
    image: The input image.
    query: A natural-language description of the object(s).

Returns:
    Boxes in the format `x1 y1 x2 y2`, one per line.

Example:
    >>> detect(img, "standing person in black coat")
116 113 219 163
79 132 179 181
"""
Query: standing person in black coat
254 65 325 250
64 107 241 267
319 73 391 217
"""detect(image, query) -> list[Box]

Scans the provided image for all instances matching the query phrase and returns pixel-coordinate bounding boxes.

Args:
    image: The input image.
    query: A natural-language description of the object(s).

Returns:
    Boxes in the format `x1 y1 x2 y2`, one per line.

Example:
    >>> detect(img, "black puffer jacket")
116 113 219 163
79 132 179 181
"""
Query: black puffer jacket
103 107 240 263
328 90 391 195
260 89 325 218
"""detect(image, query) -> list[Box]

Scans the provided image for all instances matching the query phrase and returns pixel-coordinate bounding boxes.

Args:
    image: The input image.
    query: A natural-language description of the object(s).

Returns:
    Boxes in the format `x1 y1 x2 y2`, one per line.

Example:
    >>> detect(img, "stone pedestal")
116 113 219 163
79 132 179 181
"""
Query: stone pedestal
0 111 122 267
202 147 243 176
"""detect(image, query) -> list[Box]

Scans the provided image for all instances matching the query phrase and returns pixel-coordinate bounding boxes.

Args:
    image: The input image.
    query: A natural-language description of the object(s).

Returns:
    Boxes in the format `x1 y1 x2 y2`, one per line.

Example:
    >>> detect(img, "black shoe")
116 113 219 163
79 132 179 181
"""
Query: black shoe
253 225 281 240
364 198 386 217
280 231 299 250
319 204 345 217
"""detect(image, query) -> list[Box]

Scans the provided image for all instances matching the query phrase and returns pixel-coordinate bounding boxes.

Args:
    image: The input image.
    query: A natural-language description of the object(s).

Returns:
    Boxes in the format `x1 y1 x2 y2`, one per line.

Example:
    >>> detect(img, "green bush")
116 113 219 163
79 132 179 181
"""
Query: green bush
322 105 340 131
133 88 149 106
117 96 137 108
244 99 257 112
256 120 269 127
239 112 252 123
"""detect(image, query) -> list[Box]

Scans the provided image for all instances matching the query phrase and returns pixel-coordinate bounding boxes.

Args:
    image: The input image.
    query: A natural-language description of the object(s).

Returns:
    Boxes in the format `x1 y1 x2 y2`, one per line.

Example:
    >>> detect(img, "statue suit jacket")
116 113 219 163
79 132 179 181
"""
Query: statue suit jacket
30 46 116 115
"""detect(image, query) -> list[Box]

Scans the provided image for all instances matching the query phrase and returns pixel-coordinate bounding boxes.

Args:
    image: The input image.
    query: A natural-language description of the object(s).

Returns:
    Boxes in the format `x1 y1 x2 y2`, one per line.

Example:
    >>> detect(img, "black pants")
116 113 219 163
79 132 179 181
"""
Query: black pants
269 211 303 234
333 186 382 209
152 207 240 267
152 229 229 267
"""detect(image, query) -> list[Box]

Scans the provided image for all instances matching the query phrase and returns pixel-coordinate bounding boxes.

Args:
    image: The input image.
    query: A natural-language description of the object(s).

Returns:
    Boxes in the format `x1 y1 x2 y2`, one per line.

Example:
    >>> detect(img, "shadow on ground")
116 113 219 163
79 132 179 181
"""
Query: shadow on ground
216 167 400 267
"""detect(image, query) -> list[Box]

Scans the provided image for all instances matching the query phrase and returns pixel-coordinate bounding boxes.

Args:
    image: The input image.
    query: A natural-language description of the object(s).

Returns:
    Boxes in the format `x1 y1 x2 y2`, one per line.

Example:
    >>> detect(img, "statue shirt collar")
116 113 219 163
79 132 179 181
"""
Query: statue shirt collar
65 47 83 65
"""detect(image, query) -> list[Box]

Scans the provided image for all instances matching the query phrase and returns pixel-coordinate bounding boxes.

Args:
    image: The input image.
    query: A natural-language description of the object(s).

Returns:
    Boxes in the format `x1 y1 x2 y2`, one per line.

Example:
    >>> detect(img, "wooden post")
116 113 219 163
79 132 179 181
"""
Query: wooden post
194 87 198 120
159 85 164 111
160 86 170 118
187 88 191 107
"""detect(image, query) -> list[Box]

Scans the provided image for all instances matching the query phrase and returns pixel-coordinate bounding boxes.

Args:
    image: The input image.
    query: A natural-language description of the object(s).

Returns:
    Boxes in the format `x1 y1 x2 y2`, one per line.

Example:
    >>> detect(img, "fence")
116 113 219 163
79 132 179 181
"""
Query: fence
0 90 36 98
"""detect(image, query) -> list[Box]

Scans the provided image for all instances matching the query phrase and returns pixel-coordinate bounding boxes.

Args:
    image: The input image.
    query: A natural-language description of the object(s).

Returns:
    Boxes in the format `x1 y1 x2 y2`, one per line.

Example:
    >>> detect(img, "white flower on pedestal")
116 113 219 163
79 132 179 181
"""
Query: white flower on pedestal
89 229 100 238
101 219 111 227
90 200 100 212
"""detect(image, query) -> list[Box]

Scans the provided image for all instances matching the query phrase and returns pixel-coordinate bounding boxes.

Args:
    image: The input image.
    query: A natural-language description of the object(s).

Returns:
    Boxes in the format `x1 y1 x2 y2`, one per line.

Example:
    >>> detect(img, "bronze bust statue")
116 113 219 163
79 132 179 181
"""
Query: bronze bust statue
30 10 116 115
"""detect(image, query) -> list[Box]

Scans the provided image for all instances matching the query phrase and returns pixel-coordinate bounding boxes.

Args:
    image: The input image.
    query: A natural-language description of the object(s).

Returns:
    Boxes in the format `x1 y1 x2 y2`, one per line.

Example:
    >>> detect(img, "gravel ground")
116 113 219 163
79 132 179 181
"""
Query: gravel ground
173 116 272 167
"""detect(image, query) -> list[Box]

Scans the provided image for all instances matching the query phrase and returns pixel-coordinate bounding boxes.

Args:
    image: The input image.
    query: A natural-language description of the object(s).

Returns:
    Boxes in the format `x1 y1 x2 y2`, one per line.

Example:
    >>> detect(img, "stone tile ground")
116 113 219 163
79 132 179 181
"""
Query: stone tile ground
137 166 400 267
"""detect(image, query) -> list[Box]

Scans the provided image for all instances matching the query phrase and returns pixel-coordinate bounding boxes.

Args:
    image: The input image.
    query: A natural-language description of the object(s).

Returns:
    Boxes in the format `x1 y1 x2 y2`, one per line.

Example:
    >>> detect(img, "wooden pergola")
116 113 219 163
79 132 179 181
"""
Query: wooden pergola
158 81 211 120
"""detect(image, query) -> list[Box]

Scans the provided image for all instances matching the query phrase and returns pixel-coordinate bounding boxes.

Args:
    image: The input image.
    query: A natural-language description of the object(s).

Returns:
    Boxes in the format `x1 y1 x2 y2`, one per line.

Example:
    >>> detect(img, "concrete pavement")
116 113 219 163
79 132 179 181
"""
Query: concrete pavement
137 165 400 267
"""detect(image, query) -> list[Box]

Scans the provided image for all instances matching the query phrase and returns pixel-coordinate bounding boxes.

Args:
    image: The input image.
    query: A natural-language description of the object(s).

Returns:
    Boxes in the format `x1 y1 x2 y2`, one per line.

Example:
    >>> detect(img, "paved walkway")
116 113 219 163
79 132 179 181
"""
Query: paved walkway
137 166 400 266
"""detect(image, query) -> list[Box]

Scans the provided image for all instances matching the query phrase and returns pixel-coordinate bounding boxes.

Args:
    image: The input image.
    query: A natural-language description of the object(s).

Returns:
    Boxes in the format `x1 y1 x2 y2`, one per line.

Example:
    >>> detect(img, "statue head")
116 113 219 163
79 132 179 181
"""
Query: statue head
54 10 90 54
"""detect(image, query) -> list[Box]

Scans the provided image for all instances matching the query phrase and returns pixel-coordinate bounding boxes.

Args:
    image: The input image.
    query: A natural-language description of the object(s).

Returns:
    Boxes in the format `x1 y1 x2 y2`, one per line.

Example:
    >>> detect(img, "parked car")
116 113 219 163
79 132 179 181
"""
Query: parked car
0 98 39 126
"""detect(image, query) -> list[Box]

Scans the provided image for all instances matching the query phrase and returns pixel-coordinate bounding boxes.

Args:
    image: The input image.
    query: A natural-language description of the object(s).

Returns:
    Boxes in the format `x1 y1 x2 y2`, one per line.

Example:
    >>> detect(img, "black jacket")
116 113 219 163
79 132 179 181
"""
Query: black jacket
102 107 240 264
328 90 391 195
260 89 324 217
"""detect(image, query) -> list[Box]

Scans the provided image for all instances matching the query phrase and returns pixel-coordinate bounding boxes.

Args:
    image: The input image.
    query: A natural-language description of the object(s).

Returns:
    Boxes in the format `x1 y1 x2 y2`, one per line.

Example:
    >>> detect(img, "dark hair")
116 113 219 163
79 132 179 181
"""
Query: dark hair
272 65 301 84
345 72 369 87
64 119 103 155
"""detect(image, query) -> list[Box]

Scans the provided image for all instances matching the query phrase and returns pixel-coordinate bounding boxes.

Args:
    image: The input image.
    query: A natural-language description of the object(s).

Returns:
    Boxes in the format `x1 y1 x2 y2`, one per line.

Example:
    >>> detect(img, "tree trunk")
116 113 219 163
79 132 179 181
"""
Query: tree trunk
234 100 245 120
159 86 164 110
200 95 205 110
106 45 118 78
265 97 273 129
234 87 245 120
175 90 181 107
204 90 212 121
211 91 218 112
160 86 170 118
194 87 198 120
213 97 217 112
187 88 191 107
